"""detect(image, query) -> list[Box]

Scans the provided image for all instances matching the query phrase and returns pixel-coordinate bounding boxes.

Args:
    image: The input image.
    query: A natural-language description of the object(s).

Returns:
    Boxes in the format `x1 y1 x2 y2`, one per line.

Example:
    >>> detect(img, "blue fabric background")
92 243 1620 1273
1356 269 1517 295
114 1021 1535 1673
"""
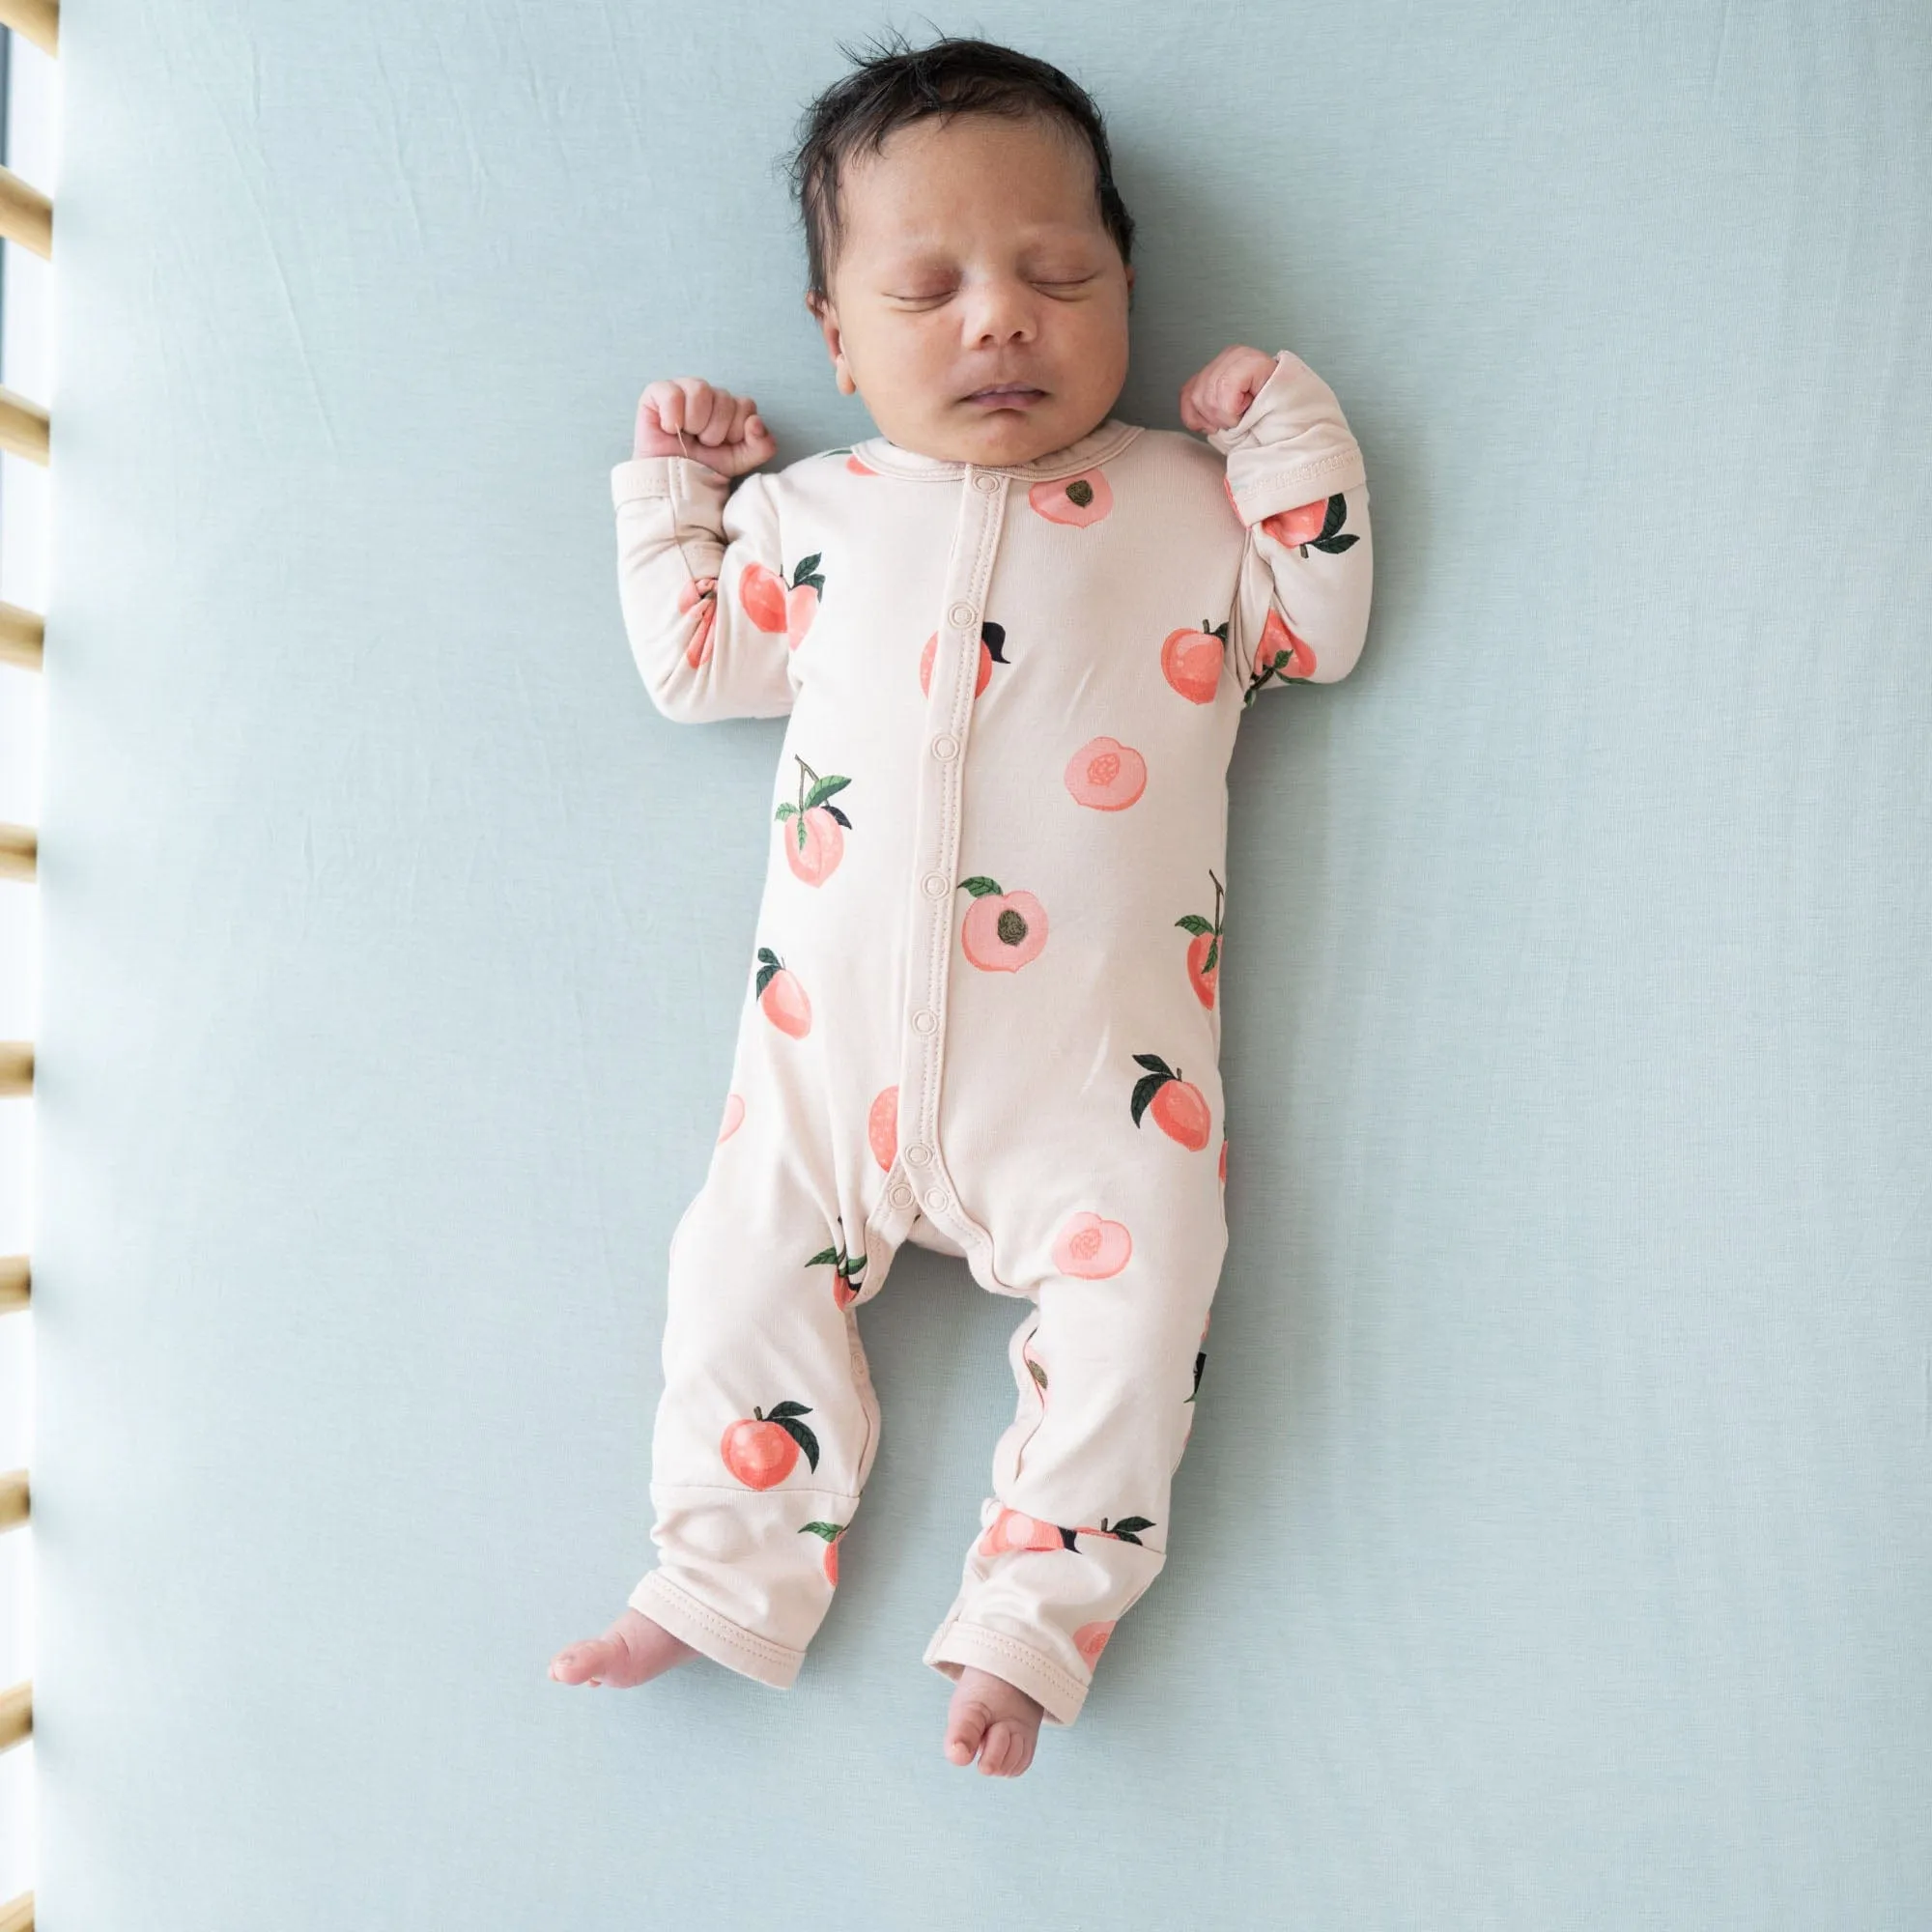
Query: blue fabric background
32 2 1930 1924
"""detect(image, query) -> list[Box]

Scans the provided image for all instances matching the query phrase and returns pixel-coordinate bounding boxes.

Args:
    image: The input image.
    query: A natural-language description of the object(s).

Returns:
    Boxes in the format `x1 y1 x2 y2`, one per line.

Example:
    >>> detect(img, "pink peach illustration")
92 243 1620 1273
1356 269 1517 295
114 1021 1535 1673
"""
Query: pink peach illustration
1129 1053 1211 1150
867 1085 897 1170
678 574 719 668
1028 469 1113 526
739 552 825 648
808 1238 867 1309
1160 617 1229 705
1064 735 1147 810
1066 1515 1156 1547
1052 1210 1133 1279
1177 869 1225 1009
958 876 1048 971
821 445 878 478
717 1091 745 1142
1260 497 1329 549
775 755 852 885
1023 1333 1048 1400
1260 491 1359 556
800 1520 847 1584
720 1401 818 1489
919 619 1007 698
979 1507 1071 1556
754 948 810 1037
1245 607 1318 705
1073 1620 1117 1665
1218 1136 1228 1184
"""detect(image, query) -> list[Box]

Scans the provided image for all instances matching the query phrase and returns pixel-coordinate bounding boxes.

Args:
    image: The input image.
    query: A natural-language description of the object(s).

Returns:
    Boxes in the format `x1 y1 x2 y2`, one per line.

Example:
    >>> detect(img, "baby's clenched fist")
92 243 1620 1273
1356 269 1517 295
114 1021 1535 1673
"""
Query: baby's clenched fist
634 379 777 477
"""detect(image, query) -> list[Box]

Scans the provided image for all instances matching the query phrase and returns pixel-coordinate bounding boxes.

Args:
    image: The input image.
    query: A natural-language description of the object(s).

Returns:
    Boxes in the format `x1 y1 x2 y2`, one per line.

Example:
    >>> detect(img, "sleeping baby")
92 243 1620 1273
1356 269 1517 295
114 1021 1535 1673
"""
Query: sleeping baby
549 32 1374 1778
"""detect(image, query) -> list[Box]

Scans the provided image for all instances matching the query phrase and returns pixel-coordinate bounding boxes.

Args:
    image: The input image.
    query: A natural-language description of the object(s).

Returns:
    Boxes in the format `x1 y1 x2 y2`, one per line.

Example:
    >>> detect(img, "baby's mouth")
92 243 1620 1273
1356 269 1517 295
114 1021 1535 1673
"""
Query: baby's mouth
964 386 1047 409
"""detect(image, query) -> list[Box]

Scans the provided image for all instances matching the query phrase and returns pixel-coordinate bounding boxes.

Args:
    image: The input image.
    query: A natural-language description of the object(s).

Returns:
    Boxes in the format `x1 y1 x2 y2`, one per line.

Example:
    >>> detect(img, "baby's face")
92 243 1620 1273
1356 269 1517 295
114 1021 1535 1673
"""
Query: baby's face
808 113 1135 467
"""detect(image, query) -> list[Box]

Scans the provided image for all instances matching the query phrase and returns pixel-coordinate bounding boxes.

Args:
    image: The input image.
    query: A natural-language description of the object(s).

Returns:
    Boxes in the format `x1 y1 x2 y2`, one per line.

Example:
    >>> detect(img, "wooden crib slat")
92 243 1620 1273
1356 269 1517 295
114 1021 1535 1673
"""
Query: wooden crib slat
0 825 35 882
0 1473 25 1533
0 1045 30 1097
0 388 47 465
0 166 48 259
0 1889 32 1932
0 0 56 56
0 1258 26 1313
0 603 43 671
0 1683 29 1754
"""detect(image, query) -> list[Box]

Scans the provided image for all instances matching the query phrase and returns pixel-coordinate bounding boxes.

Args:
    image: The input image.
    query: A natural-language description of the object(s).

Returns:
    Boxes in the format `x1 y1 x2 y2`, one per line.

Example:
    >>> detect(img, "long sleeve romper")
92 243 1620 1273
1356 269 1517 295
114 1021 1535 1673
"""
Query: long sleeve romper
609 349 1373 1726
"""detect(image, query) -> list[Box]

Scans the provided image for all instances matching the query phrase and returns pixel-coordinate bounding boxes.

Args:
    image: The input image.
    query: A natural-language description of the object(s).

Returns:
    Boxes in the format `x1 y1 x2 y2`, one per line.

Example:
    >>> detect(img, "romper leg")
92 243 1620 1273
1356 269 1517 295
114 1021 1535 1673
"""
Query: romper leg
922 1191 1228 1726
629 1104 889 1691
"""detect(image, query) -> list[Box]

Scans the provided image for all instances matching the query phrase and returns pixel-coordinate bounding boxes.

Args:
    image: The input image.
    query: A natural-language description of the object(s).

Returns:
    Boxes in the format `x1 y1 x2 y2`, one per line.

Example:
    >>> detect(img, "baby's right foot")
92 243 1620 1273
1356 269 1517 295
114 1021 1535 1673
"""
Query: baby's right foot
549 1607 698 1688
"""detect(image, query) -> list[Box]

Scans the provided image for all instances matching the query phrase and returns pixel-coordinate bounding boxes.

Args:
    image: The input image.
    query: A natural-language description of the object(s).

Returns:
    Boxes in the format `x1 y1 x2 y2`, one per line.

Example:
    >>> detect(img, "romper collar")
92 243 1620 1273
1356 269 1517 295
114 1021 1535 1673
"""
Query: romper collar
848 415 1143 481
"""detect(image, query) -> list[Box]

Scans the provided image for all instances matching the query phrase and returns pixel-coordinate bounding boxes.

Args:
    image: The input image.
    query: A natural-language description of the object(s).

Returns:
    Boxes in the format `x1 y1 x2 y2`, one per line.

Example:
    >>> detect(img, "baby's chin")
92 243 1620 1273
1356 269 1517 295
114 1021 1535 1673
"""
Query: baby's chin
876 396 1116 467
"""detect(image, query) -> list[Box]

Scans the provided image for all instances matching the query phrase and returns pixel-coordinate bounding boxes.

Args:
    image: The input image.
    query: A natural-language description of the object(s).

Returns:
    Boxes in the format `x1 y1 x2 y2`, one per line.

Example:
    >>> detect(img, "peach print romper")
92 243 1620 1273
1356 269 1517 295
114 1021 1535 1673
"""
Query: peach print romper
610 350 1373 1726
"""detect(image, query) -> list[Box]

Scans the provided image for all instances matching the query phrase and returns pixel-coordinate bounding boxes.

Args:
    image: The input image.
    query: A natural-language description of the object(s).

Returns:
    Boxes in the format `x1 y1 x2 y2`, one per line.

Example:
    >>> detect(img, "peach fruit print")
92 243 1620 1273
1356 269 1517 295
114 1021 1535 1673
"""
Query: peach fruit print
754 947 810 1037
867 1085 897 1171
821 444 877 477
919 618 1008 698
1130 1053 1211 1150
1245 607 1318 705
717 1091 746 1142
1022 1328 1048 1400
677 573 719 668
1052 1210 1133 1279
720 1401 820 1489
1185 1310 1211 1404
1260 491 1360 558
1160 617 1230 704
799 1520 848 1584
808 1236 868 1309
1177 869 1225 1009
1073 1619 1117 1665
1065 735 1147 810
774 755 852 885
958 876 1047 971
1027 469 1114 526
739 552 825 648
980 1506 1156 1555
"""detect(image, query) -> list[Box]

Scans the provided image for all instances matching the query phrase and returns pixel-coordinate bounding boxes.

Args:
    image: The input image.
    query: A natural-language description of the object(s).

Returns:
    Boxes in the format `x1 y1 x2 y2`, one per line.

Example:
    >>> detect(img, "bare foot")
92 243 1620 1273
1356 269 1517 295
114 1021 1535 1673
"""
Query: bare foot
943 1664 1043 1776
549 1607 698 1688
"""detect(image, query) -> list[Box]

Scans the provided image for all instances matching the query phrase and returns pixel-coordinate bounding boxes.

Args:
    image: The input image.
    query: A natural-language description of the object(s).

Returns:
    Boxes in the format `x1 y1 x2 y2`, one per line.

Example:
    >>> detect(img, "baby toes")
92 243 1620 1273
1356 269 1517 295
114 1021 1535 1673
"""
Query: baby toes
944 1700 990 1766
979 1719 1034 1777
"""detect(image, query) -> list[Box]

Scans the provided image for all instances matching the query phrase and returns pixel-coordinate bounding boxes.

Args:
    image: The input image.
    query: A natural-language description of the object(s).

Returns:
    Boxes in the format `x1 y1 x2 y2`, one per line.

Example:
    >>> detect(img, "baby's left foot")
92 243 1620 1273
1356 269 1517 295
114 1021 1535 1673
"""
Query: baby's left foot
943 1664 1043 1776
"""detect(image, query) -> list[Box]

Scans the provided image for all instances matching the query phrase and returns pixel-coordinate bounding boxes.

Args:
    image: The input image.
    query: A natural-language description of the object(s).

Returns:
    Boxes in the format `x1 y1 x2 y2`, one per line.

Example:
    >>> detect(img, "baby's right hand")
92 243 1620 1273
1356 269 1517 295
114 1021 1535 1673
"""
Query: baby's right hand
634 379 777 477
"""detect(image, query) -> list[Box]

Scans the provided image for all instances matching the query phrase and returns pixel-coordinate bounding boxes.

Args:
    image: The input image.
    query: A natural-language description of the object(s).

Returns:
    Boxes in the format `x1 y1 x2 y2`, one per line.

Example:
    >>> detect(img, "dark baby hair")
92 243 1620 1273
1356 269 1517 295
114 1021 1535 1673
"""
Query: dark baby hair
785 29 1136 310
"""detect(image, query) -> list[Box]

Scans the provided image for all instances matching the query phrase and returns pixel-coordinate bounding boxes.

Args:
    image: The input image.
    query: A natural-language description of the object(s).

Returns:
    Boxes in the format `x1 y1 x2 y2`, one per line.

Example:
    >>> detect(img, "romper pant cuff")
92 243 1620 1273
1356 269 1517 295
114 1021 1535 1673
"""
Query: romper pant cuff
629 1569 807 1691
923 1617 1090 1728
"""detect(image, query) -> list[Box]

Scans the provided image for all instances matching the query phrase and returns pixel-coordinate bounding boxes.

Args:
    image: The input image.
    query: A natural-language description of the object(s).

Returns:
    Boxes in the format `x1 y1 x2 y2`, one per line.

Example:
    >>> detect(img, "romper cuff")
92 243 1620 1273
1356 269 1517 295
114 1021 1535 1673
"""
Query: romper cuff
629 1568 807 1690
923 1616 1092 1727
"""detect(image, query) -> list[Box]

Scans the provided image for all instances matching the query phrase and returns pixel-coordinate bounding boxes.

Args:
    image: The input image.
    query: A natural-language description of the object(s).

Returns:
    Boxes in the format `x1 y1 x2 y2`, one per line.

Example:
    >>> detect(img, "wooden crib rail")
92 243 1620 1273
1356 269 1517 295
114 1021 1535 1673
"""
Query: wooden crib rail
0 164 46 258
0 0 54 56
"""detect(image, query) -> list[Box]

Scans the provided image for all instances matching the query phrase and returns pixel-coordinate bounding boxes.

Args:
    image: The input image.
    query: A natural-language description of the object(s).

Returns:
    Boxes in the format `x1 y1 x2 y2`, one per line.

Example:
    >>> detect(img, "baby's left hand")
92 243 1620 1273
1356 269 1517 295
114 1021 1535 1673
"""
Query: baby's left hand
1178 346 1281 435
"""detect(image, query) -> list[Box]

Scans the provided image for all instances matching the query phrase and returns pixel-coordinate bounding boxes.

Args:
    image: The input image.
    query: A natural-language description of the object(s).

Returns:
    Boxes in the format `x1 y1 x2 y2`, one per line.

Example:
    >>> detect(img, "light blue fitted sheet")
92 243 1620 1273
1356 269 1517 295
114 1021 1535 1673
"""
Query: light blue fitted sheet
32 2 1930 1925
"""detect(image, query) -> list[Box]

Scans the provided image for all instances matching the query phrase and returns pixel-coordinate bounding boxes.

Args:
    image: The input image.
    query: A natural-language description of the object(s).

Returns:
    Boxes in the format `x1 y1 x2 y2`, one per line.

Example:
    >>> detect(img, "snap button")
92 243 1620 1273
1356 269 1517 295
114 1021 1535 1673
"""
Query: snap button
948 601 975 628
889 1182 913 1208
911 1008 938 1035
974 473 1000 493
906 1143 931 1166
931 733 959 760
924 1189 952 1212
922 870 949 897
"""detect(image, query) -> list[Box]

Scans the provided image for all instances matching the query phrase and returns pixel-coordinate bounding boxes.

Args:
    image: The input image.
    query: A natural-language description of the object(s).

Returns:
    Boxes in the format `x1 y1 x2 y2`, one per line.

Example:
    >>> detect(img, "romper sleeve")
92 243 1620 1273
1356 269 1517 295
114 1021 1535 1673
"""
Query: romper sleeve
1205 350 1375 705
610 454 799 724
